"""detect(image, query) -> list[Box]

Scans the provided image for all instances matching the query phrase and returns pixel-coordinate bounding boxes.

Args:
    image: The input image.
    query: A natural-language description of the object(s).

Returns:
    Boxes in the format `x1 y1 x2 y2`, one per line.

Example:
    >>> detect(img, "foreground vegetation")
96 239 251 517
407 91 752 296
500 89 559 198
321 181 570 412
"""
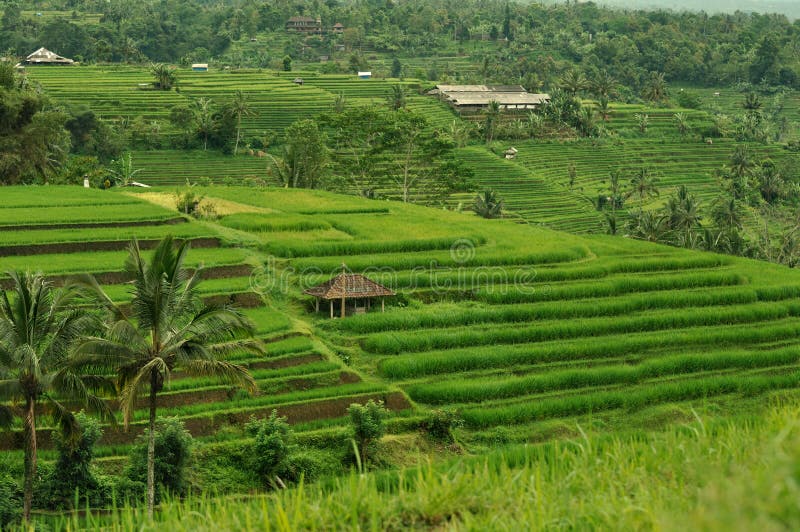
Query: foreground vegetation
18 399 800 530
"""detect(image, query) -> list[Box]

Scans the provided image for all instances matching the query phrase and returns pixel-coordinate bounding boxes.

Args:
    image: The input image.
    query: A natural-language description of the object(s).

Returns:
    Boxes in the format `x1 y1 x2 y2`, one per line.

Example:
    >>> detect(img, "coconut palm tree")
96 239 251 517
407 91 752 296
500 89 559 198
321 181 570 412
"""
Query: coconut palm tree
591 70 618 100
0 272 112 522
483 100 501 144
673 112 690 137
193 98 214 151
559 69 589 96
627 166 660 205
228 90 256 156
474 189 504 219
387 84 407 110
74 237 259 517
635 113 649 134
642 71 668 103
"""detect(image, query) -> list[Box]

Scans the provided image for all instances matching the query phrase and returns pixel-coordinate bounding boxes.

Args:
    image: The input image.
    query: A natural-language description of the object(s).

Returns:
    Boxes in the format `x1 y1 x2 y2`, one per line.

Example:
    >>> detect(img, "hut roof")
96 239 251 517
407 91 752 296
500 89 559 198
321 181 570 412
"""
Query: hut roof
304 271 395 300
24 47 74 65
288 16 317 23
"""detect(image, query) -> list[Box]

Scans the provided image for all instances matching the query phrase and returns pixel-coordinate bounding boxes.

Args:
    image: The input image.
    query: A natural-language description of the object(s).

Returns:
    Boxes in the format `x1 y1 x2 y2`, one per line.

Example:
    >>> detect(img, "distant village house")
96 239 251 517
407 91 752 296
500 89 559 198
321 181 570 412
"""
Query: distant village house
429 85 550 114
192 63 209 72
22 47 74 66
286 16 323 34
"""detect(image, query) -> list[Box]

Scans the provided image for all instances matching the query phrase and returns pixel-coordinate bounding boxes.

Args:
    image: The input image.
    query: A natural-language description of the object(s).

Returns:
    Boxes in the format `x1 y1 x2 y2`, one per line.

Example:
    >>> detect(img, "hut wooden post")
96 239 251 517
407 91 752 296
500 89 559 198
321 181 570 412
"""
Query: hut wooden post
329 300 333 319
315 299 319 312
341 294 346 318
381 298 385 312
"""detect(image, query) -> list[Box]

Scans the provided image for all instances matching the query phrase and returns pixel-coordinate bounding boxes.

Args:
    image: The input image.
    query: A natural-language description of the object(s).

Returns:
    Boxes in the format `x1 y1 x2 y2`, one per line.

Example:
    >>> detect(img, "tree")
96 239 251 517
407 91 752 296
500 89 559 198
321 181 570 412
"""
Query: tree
386 84 407 110
627 167 660 205
348 400 387 468
107 152 142 187
635 113 649 134
577 106 597 137
271 120 328 189
125 418 193 503
0 272 111 522
559 69 589 96
483 100 501 145
711 195 744 232
74 237 259 517
150 63 177 90
666 185 703 234
228 90 256 156
246 410 295 488
591 70 618 100
755 161 785 204
642 71 668 103
673 112 690 137
390 57 402 78
599 171 625 235
627 210 670 243
474 189 504 218
282 55 292 72
193 98 214 151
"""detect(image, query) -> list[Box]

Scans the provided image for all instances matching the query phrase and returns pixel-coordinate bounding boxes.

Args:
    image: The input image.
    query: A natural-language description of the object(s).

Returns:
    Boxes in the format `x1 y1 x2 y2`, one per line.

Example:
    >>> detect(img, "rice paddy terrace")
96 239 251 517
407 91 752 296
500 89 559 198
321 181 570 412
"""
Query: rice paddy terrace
21 65 800 234
4 184 800 462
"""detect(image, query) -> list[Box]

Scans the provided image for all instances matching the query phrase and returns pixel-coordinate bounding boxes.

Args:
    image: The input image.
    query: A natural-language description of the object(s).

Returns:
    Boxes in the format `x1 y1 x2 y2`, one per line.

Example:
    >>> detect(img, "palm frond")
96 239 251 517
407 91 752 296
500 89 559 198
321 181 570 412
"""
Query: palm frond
180 359 257 395
118 357 167 428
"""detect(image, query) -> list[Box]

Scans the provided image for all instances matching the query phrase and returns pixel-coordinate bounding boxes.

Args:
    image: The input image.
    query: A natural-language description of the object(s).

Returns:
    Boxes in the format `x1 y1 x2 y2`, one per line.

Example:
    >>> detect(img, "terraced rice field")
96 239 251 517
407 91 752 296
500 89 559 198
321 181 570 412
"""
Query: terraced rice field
0 186 404 457
4 183 800 460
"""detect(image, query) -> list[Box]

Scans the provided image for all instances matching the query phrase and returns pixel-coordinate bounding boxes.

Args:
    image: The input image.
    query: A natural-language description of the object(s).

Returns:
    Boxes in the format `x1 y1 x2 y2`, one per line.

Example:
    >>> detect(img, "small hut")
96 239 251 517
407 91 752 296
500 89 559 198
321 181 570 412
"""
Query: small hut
358 71 372 80
23 47 74 65
192 63 209 72
304 265 395 318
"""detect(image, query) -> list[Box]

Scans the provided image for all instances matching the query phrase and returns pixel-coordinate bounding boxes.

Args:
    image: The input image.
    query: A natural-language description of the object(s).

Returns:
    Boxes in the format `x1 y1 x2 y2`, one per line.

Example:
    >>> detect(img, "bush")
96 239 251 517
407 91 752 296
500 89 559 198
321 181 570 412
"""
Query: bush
348 400 388 468
421 409 464 443
246 411 295 487
40 412 108 510
175 186 204 216
0 475 20 528
126 418 193 503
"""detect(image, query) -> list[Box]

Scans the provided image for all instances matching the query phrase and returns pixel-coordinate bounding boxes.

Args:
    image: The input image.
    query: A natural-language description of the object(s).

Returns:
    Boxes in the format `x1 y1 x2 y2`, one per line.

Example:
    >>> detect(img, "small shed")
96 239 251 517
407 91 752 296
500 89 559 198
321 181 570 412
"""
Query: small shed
358 71 372 80
504 147 518 159
192 63 209 72
303 265 395 318
332 22 345 34
293 77 304 85
23 47 74 65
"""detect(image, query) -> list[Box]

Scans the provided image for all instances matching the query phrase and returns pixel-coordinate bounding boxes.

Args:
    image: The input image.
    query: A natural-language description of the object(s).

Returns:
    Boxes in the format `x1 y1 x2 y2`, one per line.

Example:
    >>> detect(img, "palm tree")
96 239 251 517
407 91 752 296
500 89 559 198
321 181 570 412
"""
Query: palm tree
0 272 112 522
150 63 177 90
577 106 597 137
474 189 504 219
591 70 617 100
635 113 649 134
711 195 744 232
228 90 256 156
559 69 589 96
667 185 703 233
74 237 259 517
628 210 670 242
627 166 660 205
193 98 214 151
483 100 501 145
755 161 784 204
673 112 690 137
642 71 668 103
387 84 407 110
108 152 142 187
742 92 762 112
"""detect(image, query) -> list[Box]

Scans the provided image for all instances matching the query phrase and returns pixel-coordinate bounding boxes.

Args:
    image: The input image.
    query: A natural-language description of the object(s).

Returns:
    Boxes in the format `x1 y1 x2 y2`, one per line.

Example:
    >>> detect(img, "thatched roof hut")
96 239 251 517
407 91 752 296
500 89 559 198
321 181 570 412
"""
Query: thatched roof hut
304 265 395 318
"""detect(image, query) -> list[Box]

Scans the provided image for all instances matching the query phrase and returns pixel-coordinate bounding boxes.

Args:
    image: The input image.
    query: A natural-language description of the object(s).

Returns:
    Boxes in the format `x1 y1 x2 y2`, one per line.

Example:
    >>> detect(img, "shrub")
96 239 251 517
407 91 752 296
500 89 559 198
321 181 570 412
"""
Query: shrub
0 475 20 528
126 418 193 503
41 412 108 510
175 187 203 216
246 411 296 488
348 400 388 468
421 409 464 443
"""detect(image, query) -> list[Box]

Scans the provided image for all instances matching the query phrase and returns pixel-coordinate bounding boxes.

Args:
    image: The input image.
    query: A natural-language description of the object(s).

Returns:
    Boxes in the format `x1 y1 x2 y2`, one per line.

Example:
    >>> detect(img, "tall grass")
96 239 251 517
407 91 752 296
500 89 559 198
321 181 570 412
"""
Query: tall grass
264 235 488 258
219 213 331 232
407 348 800 404
379 320 800 378
363 301 798 354
30 402 800 531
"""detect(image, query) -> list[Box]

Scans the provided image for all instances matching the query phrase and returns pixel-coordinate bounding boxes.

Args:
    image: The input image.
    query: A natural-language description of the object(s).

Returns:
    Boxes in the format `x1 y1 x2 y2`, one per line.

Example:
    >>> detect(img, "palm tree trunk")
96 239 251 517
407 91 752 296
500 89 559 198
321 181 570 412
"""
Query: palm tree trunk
23 397 37 522
147 370 157 518
234 116 241 156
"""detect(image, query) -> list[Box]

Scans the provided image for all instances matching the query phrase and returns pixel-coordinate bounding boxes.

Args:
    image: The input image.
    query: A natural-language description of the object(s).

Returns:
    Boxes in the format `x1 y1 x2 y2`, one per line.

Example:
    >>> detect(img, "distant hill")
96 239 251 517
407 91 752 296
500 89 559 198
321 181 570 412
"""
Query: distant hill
590 0 799 19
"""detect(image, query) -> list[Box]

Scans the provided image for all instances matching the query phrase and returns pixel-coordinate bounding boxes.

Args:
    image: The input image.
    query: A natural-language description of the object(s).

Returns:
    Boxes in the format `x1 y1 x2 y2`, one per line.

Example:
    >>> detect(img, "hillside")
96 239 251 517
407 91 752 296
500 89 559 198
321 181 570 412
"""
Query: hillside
3 184 800 466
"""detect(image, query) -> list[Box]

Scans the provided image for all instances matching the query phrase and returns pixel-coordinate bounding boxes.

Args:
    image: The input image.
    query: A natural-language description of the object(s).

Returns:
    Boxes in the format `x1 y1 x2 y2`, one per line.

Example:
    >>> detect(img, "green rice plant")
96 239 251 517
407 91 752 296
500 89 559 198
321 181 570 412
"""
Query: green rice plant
407 348 800 404
0 203 175 226
475 271 746 304
167 362 339 392
290 246 590 272
264 236 488 258
239 307 293 335
219 213 332 233
363 301 794 354
460 372 800 427
333 287 762 334
379 320 800 379
0 223 210 246
0 186 139 208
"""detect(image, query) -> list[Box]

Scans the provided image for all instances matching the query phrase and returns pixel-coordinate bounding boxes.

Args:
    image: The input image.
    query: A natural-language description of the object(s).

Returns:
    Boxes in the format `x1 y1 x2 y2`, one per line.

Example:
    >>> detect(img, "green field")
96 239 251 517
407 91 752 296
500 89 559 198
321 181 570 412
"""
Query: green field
4 184 800 525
